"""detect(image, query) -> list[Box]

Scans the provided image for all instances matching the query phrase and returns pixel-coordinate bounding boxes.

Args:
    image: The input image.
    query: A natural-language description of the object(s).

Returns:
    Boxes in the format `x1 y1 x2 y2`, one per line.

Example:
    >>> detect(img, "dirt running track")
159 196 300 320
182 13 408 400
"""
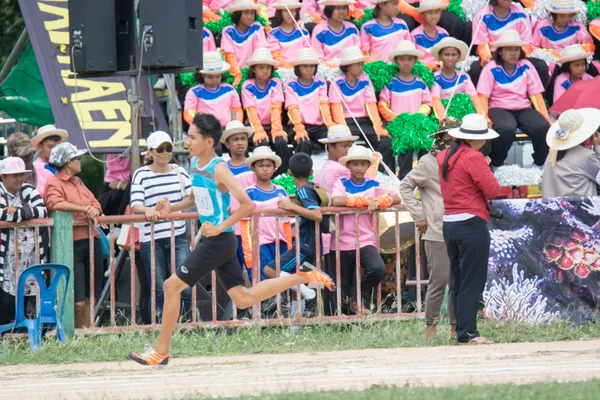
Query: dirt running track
2 340 600 399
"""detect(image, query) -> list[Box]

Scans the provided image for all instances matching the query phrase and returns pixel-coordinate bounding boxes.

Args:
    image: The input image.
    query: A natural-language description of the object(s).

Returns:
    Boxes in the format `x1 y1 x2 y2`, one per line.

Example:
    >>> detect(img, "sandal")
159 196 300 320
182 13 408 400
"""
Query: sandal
458 336 494 345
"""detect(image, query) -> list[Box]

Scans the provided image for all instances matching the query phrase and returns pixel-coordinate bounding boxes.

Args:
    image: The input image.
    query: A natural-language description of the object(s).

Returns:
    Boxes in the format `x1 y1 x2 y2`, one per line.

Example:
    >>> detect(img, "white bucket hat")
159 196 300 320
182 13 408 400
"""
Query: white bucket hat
415 0 448 12
246 146 282 169
200 51 231 74
448 114 499 140
273 0 302 9
31 125 68 148
339 145 376 167
0 157 31 175
221 120 254 143
491 29 527 49
388 40 424 61
318 125 359 144
290 48 320 66
558 44 592 64
318 0 356 6
431 37 469 62
546 0 579 14
246 48 281 68
228 0 261 12
146 131 173 149
546 108 600 153
339 45 369 66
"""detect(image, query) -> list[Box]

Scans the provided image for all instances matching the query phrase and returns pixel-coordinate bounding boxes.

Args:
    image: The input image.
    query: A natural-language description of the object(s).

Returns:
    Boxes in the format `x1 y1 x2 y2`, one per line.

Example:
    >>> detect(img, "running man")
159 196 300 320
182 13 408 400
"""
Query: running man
128 114 335 366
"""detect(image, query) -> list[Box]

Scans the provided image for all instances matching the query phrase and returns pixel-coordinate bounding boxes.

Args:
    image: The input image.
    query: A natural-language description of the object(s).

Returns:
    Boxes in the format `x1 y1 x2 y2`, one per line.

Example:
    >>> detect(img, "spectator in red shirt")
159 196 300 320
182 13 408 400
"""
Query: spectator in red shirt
438 114 500 345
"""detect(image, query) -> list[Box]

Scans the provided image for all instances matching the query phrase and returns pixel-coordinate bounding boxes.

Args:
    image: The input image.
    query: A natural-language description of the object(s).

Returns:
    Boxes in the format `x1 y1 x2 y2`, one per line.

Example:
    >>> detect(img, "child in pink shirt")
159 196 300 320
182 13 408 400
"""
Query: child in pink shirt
285 49 334 155
310 0 360 62
330 145 400 314
551 44 594 105
242 48 292 176
360 0 412 62
267 0 311 68
221 0 268 85
203 28 217 53
183 51 243 129
329 45 393 172
410 0 449 69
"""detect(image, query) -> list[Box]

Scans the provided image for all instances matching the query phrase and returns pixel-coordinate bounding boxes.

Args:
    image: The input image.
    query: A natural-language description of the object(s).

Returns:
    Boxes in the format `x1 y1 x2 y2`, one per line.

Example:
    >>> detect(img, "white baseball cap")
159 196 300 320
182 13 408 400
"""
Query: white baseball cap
0 157 31 175
146 131 173 149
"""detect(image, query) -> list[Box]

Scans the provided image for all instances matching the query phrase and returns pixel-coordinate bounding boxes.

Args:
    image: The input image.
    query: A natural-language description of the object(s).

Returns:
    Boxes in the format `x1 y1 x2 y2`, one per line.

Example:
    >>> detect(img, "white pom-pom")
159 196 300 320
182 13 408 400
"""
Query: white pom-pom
528 48 559 66
456 55 479 73
461 0 488 21
494 165 542 187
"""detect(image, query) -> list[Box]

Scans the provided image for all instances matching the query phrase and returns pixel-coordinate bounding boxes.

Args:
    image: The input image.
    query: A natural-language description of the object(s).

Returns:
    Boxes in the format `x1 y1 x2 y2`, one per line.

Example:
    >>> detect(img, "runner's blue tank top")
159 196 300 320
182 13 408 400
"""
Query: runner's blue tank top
190 156 232 233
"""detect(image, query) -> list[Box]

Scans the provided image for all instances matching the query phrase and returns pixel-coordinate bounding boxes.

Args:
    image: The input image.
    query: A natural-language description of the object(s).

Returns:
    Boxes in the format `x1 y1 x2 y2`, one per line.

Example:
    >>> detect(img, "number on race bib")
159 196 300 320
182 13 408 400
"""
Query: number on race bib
193 187 214 216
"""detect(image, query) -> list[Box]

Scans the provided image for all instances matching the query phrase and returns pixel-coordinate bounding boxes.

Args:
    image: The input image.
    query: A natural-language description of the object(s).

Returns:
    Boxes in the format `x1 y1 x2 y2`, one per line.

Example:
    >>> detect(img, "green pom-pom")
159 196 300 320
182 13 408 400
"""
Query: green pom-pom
440 93 476 121
351 8 374 30
271 174 313 196
205 11 234 37
588 1 600 21
410 62 435 89
447 0 466 24
363 61 397 94
256 13 269 29
387 113 437 155
224 68 281 95
178 72 197 89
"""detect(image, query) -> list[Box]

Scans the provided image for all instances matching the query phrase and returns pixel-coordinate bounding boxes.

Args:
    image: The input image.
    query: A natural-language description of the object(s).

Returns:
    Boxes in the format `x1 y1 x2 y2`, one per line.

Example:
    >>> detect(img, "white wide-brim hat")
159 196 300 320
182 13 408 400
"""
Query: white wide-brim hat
558 44 592 64
221 120 254 143
415 0 448 12
246 48 281 68
491 29 527 48
339 45 369 66
448 114 499 140
319 125 359 144
246 146 282 169
339 145 376 167
388 40 424 61
0 157 32 175
431 37 469 62
228 0 261 12
273 0 302 9
290 48 320 66
546 0 579 14
546 108 600 151
201 51 231 74
31 125 68 147
318 0 356 6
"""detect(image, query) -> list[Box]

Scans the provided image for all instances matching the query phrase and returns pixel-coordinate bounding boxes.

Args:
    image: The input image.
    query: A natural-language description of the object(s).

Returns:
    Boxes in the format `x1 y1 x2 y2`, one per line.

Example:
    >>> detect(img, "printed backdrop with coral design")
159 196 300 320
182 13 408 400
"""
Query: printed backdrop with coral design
485 197 600 325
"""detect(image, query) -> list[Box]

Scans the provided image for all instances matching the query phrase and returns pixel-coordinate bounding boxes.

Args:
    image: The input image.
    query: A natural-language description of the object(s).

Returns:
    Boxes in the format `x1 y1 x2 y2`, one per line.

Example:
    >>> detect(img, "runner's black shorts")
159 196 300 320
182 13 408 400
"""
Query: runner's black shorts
176 231 245 291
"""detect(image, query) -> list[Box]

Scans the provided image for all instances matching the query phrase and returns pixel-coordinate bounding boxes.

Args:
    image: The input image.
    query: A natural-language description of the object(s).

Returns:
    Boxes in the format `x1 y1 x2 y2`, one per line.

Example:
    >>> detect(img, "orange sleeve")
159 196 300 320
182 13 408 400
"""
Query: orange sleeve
520 0 535 10
479 95 492 125
398 0 422 24
203 9 220 22
477 44 492 64
240 219 253 271
331 103 346 125
184 110 196 126
581 42 596 54
366 152 381 178
522 44 533 56
590 24 600 42
270 102 286 138
287 105 308 140
432 97 446 120
319 100 334 127
224 52 241 85
530 92 551 123
283 221 293 251
271 50 291 69
367 102 388 137
377 101 397 123
247 106 268 142
233 107 244 122
309 12 324 24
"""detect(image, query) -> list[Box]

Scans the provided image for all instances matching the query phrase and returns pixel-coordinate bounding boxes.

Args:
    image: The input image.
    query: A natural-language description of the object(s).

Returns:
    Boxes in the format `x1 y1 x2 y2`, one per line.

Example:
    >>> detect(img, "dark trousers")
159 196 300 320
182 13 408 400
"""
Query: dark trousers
134 252 152 325
397 150 428 180
254 124 293 176
98 183 130 217
397 10 463 40
0 286 16 325
443 217 490 343
285 123 328 156
346 117 394 172
469 57 549 89
73 239 105 303
488 108 550 167
327 245 386 314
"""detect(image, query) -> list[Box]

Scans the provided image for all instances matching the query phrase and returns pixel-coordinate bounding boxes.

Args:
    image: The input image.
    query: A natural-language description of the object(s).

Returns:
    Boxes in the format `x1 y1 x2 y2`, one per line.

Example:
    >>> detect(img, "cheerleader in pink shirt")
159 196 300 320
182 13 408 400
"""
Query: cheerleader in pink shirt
310 0 361 63
551 44 594 105
242 48 292 176
410 0 449 70
203 28 216 53
285 49 335 155
360 0 412 62
267 0 311 68
222 0 269 86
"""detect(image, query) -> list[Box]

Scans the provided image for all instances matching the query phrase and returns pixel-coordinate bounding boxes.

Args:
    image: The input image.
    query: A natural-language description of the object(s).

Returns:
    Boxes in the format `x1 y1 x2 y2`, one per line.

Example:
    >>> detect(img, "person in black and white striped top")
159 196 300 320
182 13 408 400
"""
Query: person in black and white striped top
130 131 192 318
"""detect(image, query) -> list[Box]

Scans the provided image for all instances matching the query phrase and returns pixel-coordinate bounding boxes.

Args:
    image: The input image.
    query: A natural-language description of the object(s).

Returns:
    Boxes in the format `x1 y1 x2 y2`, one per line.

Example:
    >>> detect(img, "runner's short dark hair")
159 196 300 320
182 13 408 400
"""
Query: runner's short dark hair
289 152 312 178
193 114 222 145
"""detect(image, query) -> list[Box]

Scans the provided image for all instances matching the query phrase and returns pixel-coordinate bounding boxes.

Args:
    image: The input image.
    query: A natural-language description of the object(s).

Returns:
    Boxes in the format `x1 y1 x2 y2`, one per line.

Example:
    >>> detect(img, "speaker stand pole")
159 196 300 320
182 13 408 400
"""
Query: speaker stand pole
128 55 142 174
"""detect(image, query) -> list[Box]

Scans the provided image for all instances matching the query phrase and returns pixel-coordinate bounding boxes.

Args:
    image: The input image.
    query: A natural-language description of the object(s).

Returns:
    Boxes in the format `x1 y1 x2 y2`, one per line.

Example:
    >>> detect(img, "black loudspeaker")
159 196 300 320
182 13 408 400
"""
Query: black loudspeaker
69 0 117 73
115 0 137 71
138 0 203 69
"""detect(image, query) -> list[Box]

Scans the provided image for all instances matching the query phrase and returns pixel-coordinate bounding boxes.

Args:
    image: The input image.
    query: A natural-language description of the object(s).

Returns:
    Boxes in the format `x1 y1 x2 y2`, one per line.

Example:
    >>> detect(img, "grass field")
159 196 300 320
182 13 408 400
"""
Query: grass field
204 380 600 400
2 318 600 366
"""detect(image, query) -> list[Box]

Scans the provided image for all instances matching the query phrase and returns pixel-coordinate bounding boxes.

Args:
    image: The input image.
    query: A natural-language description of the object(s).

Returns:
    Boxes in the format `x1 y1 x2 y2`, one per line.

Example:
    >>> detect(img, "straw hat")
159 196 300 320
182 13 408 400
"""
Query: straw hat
221 120 253 143
246 146 282 169
388 40 424 61
429 118 461 138
415 0 448 12
273 0 302 9
546 0 579 14
491 29 527 49
319 125 359 144
431 37 469 62
228 0 261 12
289 48 320 66
31 125 68 148
448 114 499 140
200 51 230 74
7 133 36 157
0 157 31 175
339 45 369 66
558 44 592 64
318 0 356 6
546 108 600 154
246 48 280 68
339 145 376 167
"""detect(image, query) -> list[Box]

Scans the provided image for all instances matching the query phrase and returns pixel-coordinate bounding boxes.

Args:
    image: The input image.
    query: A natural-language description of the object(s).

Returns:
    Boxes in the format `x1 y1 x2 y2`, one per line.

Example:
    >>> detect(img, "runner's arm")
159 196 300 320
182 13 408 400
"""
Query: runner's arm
214 162 254 232
165 192 196 213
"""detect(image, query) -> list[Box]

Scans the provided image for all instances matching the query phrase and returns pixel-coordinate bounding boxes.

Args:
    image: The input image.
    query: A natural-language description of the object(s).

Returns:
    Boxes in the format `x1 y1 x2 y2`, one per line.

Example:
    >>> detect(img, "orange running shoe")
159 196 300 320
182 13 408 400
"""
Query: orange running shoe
298 262 336 292
129 347 170 366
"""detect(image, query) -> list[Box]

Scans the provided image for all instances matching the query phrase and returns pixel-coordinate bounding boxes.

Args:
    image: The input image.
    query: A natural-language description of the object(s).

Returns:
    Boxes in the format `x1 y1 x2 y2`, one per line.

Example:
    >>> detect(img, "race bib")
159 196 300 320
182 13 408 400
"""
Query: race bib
193 187 214 216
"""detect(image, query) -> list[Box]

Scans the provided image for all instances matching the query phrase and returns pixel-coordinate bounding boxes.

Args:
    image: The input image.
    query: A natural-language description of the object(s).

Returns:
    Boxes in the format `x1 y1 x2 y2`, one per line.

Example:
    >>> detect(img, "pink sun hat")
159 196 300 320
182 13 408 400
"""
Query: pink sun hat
0 157 32 175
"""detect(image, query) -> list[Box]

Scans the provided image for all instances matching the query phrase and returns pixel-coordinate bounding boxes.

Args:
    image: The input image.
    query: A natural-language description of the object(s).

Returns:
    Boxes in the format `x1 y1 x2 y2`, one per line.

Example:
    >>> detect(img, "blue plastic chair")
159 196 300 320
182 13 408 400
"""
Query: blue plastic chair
0 264 70 351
